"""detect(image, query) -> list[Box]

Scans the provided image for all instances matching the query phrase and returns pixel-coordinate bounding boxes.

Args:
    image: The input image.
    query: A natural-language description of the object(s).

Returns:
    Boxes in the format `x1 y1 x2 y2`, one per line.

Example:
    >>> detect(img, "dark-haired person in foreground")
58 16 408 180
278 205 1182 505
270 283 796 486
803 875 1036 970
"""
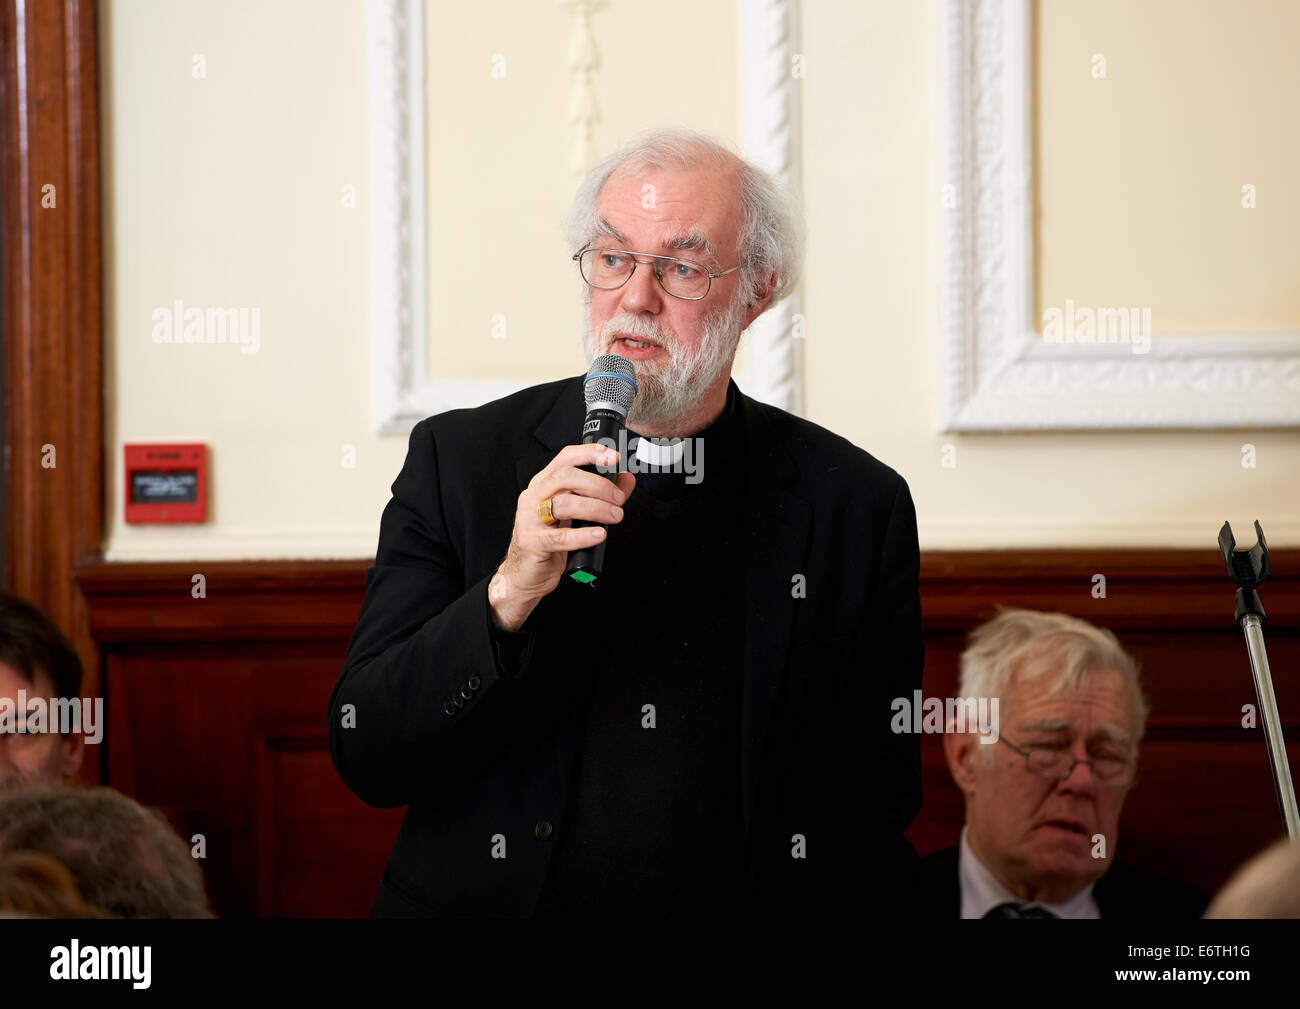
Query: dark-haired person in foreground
0 591 86 792
918 608 1206 918
329 127 924 918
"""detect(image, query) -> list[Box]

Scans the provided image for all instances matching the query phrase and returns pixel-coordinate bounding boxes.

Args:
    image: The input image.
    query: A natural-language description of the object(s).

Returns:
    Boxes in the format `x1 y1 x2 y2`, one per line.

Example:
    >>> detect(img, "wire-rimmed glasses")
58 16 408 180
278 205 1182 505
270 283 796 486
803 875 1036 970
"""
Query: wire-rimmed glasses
573 245 741 301
997 735 1139 786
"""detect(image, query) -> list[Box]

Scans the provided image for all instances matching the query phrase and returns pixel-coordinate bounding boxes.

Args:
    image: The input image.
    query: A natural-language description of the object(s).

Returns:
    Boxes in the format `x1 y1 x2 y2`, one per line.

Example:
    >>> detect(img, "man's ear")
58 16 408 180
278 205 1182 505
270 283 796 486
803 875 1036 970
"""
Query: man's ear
61 732 85 780
741 271 778 323
943 717 981 799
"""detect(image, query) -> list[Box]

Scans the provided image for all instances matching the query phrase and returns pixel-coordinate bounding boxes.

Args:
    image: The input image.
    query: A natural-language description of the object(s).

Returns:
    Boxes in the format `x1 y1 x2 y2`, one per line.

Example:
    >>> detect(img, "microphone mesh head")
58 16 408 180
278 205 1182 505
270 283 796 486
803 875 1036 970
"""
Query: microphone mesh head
583 354 638 415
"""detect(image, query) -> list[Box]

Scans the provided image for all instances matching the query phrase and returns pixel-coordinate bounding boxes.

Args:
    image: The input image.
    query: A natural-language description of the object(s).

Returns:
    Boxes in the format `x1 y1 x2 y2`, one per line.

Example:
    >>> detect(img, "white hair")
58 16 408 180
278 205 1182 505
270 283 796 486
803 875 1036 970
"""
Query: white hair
565 127 804 308
959 607 1149 754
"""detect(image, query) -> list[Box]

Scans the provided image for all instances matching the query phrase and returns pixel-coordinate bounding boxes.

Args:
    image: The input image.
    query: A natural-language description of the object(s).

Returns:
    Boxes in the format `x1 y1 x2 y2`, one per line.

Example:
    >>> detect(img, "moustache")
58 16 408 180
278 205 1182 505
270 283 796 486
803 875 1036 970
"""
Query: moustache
601 320 676 352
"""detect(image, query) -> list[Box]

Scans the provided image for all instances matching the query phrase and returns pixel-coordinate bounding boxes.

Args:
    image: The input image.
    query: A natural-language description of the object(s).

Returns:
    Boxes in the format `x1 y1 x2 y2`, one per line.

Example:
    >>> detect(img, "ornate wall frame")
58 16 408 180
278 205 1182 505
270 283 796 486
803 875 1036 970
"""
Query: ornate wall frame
938 0 1300 431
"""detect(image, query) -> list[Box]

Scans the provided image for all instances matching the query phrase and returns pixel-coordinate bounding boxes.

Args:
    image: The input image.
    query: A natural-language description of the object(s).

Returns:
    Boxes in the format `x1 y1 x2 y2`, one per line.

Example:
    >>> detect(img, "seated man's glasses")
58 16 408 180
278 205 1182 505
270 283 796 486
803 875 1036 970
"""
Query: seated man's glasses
573 246 742 302
997 734 1138 786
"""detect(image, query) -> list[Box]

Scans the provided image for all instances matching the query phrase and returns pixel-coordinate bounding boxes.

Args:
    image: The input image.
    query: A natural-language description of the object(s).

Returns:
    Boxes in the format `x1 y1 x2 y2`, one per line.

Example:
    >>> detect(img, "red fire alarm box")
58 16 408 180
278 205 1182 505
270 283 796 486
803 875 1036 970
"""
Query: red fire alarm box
124 443 207 524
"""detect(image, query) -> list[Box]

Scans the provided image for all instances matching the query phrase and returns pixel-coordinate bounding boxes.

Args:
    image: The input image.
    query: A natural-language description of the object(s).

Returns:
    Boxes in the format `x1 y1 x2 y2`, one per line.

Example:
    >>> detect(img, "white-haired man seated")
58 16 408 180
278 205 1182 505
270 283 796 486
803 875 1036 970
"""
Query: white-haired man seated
918 608 1205 918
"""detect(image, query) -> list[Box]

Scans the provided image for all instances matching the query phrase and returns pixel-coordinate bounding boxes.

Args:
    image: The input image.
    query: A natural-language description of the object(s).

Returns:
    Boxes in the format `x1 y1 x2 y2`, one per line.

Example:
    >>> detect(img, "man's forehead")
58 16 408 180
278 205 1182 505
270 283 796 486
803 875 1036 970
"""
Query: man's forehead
0 661 52 698
597 167 739 241
1006 668 1135 728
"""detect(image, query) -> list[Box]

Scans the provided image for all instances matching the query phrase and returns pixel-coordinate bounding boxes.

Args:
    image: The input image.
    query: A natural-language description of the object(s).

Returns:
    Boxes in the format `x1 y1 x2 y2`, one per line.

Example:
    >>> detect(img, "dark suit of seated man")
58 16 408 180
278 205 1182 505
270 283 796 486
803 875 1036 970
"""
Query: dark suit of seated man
327 127 925 918
916 608 1206 918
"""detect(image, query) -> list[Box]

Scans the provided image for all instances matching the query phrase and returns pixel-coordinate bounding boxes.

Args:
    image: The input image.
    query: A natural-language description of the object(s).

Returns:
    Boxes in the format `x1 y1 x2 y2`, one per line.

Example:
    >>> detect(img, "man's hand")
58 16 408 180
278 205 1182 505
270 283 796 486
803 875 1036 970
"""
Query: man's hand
489 443 635 631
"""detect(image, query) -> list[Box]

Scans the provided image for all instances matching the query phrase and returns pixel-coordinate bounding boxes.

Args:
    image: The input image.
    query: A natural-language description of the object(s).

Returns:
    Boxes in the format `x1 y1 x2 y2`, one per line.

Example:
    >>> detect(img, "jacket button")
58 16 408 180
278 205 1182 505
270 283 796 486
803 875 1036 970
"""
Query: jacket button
443 701 457 716
534 819 553 840
459 685 473 700
467 674 481 690
453 695 464 708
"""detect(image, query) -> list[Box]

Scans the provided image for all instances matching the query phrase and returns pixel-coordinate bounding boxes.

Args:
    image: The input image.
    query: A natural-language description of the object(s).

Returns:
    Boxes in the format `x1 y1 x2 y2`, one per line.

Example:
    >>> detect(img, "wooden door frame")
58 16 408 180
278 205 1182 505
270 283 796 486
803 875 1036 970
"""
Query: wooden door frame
2 0 104 779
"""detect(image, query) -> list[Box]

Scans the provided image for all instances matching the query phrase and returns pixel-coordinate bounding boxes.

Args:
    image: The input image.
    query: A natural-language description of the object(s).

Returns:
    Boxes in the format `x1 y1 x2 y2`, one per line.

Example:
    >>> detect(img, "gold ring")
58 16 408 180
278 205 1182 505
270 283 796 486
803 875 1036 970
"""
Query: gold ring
537 496 557 526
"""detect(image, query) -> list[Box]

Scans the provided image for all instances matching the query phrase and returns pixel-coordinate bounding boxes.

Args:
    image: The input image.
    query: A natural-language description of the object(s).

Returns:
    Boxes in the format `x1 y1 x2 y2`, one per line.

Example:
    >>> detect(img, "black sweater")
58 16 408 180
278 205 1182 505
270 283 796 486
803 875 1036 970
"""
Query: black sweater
490 386 748 916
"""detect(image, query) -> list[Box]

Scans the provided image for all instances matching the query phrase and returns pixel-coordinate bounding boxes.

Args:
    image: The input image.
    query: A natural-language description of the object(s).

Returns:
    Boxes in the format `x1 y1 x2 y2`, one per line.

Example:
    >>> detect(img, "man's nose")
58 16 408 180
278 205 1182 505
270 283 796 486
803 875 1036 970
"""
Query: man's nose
617 259 664 314
1060 744 1097 792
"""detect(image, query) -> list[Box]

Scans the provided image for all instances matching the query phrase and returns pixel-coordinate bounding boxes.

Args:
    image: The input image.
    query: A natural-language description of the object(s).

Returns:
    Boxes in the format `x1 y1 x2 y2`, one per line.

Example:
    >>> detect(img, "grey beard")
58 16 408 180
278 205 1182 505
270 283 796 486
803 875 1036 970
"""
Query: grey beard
583 292 747 432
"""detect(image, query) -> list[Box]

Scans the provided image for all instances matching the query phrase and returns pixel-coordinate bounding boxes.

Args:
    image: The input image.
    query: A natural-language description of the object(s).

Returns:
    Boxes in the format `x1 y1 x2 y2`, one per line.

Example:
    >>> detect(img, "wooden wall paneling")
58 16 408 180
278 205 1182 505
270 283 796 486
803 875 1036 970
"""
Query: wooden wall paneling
80 560 403 918
256 724 404 918
76 549 1300 914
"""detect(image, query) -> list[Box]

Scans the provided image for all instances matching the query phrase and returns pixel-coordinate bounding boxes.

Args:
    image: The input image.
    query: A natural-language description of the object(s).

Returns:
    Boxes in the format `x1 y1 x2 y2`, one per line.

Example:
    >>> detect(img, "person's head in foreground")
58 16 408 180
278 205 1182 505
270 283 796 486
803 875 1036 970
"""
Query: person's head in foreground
568 127 802 435
0 849 109 918
944 607 1148 904
0 591 86 792
0 784 214 918
1204 837 1300 918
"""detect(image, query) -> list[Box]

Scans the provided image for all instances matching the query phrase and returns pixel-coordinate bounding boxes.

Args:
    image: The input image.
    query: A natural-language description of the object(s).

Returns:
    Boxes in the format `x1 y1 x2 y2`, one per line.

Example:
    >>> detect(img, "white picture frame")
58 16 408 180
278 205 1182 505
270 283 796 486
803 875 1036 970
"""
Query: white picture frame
938 0 1300 431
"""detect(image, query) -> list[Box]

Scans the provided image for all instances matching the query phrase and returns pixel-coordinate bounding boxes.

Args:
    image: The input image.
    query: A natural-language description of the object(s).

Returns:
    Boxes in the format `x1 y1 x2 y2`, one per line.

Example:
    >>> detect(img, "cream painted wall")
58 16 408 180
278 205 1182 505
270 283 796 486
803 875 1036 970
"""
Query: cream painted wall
800 0 1300 549
425 1 739 383
102 0 1300 561
102 0 384 558
1036 0 1300 332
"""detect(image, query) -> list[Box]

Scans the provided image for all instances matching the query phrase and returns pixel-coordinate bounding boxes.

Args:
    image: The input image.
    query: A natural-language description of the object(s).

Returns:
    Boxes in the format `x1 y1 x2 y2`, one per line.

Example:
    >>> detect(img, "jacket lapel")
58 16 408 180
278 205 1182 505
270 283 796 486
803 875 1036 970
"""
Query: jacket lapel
733 391 811 839
514 375 585 496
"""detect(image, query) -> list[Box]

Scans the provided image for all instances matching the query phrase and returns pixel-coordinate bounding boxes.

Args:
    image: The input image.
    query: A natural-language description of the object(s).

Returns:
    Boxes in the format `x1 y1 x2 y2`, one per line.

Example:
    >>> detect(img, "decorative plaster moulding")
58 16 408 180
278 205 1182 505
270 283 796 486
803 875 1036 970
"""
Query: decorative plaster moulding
938 0 1300 431
365 0 805 435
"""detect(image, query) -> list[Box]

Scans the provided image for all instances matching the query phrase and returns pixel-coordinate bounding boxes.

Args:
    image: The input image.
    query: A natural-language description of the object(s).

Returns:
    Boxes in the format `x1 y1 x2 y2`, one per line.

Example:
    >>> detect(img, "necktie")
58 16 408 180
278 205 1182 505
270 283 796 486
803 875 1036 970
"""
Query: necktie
983 901 1060 919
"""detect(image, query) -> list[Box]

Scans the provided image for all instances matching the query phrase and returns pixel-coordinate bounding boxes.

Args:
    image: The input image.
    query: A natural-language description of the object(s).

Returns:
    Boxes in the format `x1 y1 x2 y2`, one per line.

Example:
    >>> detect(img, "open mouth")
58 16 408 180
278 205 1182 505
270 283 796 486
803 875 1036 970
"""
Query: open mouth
613 336 660 351
1043 820 1089 836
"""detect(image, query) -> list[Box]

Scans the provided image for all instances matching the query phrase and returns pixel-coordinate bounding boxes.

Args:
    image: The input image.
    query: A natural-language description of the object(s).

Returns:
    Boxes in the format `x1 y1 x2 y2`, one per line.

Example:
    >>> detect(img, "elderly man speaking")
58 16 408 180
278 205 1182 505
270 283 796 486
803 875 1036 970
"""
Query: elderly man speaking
329 128 923 918
920 608 1205 918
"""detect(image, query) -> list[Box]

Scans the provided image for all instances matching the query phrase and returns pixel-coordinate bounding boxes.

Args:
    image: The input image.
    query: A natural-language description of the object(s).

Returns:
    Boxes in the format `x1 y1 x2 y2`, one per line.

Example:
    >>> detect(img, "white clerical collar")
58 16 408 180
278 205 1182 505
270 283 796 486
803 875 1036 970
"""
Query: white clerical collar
631 435 685 468
958 825 1100 919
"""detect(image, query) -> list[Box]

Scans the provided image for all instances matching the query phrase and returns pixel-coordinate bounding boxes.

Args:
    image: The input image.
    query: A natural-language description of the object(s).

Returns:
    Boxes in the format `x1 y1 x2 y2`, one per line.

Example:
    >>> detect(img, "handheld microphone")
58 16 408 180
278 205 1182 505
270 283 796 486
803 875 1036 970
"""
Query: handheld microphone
565 354 637 588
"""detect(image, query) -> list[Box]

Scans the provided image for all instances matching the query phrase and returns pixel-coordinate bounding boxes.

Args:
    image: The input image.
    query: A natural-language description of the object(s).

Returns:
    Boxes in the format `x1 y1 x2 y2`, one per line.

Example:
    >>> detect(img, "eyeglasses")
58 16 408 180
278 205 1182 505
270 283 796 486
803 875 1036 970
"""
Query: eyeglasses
997 735 1138 786
573 245 741 301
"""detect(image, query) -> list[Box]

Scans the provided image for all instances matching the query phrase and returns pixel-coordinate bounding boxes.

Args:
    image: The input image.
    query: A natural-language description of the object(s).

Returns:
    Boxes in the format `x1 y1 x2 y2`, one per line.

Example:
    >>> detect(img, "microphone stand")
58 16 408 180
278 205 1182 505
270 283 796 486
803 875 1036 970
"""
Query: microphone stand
1218 520 1299 839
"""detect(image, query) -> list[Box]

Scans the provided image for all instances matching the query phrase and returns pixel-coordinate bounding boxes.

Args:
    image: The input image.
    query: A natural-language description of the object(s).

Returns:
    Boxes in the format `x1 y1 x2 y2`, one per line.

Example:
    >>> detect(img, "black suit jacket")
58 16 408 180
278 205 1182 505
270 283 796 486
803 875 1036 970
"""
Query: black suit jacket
328 374 924 917
916 845 1209 918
